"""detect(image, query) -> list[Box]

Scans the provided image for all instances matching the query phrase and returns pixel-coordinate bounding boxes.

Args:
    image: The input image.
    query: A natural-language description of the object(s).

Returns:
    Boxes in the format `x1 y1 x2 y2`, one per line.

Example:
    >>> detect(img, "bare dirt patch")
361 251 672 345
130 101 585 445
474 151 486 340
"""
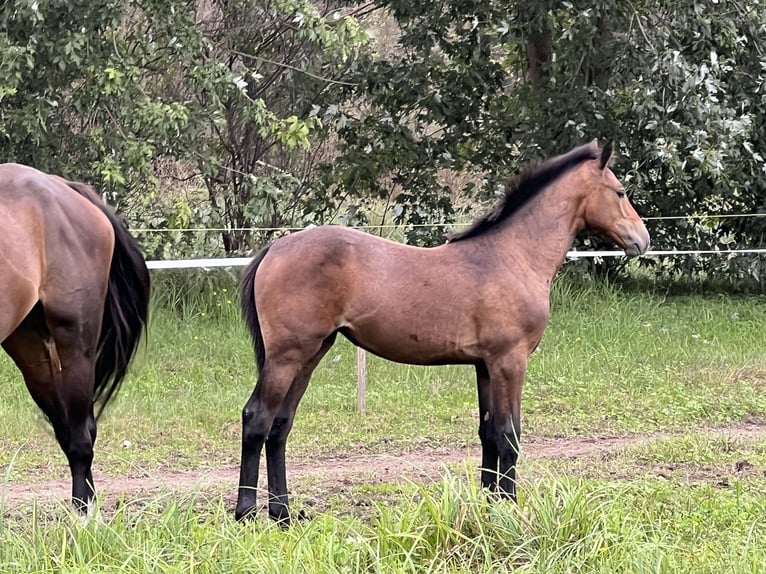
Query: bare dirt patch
3 421 766 511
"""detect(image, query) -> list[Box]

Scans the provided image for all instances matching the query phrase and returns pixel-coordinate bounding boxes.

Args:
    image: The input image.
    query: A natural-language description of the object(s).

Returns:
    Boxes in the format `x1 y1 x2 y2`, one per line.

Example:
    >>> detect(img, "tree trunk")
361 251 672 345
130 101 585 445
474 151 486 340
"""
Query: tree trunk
520 6 552 87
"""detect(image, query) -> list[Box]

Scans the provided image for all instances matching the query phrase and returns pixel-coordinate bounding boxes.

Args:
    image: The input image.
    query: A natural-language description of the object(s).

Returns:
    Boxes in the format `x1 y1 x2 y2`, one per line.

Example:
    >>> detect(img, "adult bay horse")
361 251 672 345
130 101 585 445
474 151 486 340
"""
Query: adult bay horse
0 163 150 514
237 140 650 523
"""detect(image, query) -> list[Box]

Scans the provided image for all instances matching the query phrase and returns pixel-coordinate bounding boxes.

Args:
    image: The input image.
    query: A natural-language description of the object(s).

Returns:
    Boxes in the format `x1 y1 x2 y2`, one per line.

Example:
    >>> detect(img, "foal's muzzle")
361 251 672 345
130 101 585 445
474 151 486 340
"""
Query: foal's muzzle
621 225 651 257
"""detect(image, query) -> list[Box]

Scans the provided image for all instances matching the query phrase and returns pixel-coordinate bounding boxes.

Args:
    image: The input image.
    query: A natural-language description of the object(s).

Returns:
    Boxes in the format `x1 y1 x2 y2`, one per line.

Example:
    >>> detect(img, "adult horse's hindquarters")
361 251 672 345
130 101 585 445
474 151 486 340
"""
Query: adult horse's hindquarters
0 163 150 514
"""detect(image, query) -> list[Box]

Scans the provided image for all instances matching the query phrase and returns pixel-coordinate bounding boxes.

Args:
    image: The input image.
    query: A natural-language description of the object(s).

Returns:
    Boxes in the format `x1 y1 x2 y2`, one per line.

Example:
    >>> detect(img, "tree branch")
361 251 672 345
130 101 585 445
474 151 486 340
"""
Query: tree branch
228 49 358 87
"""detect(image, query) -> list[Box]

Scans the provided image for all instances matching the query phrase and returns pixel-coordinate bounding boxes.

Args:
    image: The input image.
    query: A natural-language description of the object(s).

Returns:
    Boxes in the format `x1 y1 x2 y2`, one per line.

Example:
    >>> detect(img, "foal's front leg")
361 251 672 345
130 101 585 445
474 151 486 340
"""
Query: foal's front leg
487 354 527 501
475 362 499 490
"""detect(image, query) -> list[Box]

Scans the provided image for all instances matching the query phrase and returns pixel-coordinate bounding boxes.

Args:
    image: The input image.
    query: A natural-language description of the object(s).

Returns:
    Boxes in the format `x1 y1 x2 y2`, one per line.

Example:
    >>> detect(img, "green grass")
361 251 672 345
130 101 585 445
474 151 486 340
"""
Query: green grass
526 281 766 434
1 275 766 480
1 473 765 573
2 274 766 572
529 430 766 493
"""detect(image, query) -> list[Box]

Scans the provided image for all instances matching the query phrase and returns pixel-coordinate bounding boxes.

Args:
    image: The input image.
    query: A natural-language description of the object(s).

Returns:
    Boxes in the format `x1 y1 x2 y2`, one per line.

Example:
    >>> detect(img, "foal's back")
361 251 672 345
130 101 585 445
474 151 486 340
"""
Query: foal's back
255 225 519 365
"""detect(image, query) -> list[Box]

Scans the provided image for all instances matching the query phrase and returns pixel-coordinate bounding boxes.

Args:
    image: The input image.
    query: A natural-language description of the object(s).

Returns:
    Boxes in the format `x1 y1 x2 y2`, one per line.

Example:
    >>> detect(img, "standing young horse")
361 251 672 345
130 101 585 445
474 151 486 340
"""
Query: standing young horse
237 140 650 523
0 163 150 514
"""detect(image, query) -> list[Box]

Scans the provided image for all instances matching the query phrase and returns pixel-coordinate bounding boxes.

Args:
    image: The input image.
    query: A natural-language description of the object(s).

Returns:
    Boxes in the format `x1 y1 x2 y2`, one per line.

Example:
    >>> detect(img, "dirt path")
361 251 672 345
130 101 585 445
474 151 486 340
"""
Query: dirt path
3 422 766 508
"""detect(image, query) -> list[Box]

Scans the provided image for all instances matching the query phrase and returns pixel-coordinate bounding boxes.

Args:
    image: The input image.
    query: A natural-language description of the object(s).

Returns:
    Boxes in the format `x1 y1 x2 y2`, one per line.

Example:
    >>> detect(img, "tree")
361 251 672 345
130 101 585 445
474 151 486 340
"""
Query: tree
1 0 368 256
3 0 765 277
136 0 369 252
327 1 766 277
0 0 123 173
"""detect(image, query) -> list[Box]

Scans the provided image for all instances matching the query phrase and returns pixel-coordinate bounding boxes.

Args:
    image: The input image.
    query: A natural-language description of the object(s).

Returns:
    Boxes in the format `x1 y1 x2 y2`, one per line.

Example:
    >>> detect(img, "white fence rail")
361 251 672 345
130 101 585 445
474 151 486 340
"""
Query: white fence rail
145 249 766 270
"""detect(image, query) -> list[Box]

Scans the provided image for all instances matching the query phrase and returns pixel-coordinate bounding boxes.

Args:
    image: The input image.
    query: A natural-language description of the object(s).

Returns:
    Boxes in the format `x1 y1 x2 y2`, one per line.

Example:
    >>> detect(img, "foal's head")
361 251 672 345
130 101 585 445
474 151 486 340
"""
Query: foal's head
579 141 650 257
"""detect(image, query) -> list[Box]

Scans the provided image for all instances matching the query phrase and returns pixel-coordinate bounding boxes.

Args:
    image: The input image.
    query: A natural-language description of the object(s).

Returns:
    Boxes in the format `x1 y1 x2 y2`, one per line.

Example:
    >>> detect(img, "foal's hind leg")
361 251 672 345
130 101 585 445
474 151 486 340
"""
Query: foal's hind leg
3 302 100 513
236 360 302 521
265 334 337 524
235 334 336 522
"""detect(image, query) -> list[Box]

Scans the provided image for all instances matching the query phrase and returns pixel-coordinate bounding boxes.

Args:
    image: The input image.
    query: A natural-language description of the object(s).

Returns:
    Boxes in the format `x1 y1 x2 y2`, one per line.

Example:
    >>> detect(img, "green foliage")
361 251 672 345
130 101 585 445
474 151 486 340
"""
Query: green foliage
111 0 367 253
526 1 766 279
0 0 123 170
0 0 369 255
2 0 765 274
321 1 514 244
328 0 766 272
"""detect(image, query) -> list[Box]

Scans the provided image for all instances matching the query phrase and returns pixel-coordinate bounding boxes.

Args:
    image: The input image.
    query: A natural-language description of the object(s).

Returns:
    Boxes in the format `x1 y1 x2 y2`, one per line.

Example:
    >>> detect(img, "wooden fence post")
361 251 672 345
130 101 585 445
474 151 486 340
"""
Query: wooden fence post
356 347 367 415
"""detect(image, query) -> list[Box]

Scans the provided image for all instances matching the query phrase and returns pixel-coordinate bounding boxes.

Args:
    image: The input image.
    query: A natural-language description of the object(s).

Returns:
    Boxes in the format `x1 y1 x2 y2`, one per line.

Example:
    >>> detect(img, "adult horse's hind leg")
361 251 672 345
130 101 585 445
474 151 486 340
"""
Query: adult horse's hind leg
2 301 100 513
265 334 337 524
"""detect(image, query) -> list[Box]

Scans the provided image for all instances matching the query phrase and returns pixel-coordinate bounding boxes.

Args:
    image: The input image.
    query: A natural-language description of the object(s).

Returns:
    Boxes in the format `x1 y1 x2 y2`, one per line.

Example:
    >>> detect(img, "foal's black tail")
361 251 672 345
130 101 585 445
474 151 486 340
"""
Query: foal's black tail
67 182 151 419
240 245 271 372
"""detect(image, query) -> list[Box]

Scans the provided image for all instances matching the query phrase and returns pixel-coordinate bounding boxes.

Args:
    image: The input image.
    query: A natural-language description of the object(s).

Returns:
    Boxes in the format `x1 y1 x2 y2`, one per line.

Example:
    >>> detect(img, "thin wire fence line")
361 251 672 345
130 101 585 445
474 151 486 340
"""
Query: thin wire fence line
130 212 766 234
145 248 766 270
645 213 766 220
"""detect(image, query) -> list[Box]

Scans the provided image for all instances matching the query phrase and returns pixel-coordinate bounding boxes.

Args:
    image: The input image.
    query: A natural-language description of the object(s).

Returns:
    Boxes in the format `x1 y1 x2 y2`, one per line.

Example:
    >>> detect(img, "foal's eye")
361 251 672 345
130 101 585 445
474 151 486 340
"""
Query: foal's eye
616 190 626 199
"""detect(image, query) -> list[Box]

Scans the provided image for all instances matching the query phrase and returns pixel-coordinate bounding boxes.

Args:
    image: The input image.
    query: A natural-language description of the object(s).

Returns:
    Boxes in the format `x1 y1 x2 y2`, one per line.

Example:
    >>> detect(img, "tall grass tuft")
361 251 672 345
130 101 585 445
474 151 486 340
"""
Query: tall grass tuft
150 268 242 322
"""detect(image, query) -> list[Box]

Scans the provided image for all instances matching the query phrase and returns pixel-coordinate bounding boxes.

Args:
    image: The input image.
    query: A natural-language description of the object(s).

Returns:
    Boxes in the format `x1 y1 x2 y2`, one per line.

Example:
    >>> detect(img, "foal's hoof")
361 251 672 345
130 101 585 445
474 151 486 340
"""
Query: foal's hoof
235 506 258 522
269 508 309 528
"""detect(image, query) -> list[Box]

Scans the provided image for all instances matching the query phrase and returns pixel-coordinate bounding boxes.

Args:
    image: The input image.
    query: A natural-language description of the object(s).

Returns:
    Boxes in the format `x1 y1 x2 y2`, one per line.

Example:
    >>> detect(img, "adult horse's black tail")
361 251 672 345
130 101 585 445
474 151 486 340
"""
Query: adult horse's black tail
240 245 271 372
67 182 151 419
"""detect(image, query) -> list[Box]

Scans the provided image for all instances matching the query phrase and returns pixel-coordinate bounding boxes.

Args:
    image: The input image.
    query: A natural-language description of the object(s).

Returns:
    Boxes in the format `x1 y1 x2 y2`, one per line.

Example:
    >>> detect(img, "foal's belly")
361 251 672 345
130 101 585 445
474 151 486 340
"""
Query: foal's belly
339 323 479 366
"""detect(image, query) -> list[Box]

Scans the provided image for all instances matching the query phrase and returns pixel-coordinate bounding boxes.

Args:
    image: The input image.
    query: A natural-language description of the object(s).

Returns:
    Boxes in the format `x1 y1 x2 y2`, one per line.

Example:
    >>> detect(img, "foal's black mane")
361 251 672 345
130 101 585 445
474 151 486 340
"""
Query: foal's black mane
448 141 601 243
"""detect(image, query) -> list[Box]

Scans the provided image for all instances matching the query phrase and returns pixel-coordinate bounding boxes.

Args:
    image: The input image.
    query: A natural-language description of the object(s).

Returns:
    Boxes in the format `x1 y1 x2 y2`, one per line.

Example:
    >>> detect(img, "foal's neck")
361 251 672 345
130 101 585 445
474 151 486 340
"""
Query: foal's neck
495 175 585 284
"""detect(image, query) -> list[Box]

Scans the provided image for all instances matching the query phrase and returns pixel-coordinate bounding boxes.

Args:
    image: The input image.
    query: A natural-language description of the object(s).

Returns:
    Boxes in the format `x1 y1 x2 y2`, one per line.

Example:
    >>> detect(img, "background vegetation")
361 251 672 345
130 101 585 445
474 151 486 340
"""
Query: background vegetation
4 272 766 480
2 0 765 279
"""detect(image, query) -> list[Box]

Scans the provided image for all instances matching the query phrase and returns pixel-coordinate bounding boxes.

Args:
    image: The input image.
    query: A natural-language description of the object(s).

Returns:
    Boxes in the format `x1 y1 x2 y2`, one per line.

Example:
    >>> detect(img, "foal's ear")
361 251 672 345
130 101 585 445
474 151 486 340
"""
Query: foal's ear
598 140 614 170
